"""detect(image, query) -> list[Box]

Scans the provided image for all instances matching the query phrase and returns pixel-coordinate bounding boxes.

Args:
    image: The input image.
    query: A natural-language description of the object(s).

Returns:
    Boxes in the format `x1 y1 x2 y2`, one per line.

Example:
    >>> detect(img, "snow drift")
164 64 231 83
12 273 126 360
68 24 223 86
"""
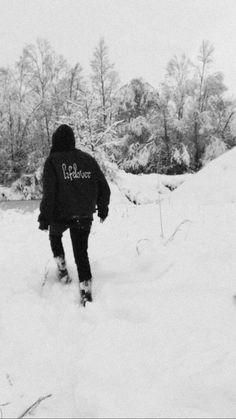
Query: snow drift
172 147 236 206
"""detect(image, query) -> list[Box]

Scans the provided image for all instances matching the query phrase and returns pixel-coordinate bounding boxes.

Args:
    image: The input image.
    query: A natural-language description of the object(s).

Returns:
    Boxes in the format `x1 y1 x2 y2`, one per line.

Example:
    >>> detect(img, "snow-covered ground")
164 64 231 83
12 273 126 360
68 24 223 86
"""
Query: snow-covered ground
1 149 236 418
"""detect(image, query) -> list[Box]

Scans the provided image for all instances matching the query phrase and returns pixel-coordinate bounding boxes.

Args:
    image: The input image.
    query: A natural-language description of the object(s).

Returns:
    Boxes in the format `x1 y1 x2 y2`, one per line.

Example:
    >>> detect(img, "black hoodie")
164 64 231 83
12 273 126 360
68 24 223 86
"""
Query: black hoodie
38 125 110 226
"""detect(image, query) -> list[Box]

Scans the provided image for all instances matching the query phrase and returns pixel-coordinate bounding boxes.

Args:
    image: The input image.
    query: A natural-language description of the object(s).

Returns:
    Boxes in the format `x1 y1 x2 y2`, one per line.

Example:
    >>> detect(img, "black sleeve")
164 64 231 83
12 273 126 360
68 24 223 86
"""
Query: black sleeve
38 157 57 225
94 160 111 219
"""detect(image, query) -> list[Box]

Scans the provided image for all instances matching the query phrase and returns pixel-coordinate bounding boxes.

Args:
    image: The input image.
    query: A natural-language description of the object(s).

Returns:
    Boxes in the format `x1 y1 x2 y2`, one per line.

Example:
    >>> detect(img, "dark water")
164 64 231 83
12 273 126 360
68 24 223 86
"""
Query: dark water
0 199 40 213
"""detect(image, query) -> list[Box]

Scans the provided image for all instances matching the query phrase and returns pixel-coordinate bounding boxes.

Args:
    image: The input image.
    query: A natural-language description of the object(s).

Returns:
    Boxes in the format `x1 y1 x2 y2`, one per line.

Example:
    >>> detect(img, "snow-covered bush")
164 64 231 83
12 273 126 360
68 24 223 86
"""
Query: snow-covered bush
201 136 227 166
12 172 42 199
169 144 191 174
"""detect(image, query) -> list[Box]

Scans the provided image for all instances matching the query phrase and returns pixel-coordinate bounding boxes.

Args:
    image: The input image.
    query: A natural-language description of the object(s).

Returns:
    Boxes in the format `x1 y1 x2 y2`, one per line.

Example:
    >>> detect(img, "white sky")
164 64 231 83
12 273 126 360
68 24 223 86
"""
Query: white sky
0 0 236 95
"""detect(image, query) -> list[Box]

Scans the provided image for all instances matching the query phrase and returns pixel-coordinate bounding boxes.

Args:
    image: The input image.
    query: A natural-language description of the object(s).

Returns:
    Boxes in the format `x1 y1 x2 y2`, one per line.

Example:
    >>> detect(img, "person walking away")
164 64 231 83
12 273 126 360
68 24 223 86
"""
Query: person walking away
38 124 111 305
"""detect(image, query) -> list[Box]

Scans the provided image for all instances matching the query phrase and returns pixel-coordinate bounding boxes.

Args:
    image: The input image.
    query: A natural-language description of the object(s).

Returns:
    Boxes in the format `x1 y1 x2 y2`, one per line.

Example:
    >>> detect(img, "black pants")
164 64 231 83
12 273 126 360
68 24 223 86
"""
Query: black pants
49 217 92 282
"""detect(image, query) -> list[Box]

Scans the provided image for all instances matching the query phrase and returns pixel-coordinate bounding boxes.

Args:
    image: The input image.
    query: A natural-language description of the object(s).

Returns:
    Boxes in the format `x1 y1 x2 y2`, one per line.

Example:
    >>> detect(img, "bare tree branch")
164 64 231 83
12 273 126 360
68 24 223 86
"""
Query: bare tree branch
17 394 52 419
165 219 192 244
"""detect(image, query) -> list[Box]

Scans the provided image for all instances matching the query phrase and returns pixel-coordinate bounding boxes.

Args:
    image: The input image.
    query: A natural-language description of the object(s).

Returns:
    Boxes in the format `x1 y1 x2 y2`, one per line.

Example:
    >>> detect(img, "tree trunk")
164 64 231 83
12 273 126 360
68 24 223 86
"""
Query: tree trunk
101 74 106 126
194 120 200 169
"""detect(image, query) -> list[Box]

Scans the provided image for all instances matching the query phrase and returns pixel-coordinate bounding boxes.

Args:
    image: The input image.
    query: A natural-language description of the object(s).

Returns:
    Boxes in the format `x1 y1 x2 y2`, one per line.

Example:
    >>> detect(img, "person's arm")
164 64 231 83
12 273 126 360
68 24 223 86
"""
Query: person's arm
94 161 111 221
38 158 57 230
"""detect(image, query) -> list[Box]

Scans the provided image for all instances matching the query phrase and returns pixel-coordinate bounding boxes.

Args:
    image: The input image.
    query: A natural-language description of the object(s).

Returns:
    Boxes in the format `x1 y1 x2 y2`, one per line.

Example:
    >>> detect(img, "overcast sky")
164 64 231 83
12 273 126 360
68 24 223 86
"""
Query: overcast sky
0 0 236 95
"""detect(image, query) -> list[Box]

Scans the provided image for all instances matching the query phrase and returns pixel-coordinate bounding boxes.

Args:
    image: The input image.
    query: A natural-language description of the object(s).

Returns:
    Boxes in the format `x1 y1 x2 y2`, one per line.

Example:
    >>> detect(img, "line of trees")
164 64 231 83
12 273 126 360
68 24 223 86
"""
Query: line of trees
0 38 235 184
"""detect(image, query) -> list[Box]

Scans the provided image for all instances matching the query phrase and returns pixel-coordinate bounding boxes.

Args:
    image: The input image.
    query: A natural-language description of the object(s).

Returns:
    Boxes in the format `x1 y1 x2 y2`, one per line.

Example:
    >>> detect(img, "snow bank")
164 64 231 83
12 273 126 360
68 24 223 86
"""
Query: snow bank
172 147 236 206
115 170 190 204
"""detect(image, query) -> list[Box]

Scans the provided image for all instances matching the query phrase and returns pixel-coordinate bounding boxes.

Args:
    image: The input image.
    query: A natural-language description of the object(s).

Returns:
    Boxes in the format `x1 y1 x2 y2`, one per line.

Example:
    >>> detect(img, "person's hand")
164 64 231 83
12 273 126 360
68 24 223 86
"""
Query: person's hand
38 217 49 231
98 213 107 223
98 208 108 223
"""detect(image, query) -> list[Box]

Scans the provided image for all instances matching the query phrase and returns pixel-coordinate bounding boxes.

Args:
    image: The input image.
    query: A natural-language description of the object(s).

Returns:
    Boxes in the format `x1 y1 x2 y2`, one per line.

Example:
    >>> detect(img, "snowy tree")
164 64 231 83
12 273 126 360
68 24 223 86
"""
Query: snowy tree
0 64 36 181
21 38 69 148
91 38 119 128
157 42 235 172
111 78 161 173
115 78 159 122
191 41 225 167
0 36 235 186
60 62 84 120
165 54 192 122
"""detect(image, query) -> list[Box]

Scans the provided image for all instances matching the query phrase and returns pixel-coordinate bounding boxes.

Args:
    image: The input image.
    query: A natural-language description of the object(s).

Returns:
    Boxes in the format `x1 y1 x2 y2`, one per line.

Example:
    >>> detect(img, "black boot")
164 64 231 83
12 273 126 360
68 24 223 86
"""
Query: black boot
79 279 92 306
54 256 72 284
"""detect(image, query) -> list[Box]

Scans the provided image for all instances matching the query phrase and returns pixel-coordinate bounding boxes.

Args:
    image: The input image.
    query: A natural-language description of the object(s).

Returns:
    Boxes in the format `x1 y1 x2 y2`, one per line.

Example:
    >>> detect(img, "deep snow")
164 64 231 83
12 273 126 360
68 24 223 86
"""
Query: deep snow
1 149 236 418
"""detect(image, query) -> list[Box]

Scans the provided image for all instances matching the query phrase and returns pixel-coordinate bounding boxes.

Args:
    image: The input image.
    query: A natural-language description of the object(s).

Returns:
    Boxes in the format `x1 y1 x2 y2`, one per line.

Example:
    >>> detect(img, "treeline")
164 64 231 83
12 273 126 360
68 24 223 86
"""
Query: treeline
0 38 235 184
